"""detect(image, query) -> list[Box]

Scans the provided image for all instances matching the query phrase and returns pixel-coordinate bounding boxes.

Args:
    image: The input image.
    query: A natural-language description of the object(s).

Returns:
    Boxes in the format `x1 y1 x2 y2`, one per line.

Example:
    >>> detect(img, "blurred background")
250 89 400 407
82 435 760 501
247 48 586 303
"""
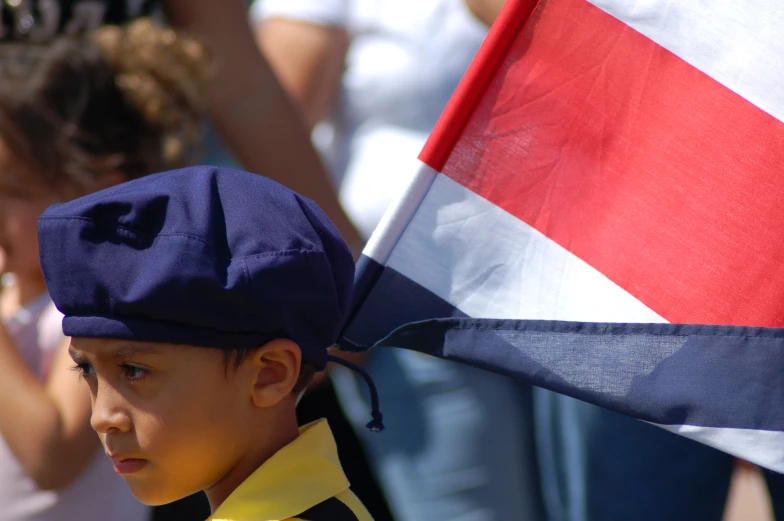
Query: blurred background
0 1 779 521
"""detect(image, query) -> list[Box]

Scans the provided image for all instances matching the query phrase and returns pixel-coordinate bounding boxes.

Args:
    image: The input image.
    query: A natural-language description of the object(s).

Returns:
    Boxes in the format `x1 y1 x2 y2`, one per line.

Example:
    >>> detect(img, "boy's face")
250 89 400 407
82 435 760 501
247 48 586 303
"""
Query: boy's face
68 338 287 506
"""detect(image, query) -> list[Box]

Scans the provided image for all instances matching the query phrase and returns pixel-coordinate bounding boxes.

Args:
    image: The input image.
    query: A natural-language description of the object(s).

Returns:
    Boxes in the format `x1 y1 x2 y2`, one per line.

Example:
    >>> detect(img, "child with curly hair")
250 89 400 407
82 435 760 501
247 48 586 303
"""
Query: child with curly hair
0 18 208 520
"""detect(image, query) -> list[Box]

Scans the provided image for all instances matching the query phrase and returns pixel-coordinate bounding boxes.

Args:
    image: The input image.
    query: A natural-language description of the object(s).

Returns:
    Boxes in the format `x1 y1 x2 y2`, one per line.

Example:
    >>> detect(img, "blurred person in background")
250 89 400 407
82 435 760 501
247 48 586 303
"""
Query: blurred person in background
1 0 361 248
253 1 545 520
0 19 206 520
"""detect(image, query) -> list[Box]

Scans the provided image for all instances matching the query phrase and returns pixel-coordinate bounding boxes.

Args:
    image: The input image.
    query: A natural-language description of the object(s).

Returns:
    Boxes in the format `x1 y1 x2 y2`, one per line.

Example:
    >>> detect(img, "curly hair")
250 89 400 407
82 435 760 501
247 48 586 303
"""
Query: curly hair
0 18 209 193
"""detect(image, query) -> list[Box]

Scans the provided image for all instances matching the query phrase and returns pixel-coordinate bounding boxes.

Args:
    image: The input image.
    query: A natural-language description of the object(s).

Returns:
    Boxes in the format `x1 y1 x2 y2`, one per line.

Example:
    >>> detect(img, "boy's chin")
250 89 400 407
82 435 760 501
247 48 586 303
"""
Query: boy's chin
124 477 197 507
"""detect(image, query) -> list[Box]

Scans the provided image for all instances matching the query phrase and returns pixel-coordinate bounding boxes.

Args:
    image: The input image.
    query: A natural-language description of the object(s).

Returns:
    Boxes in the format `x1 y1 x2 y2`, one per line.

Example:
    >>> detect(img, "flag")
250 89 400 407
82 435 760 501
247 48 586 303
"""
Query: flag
337 0 784 472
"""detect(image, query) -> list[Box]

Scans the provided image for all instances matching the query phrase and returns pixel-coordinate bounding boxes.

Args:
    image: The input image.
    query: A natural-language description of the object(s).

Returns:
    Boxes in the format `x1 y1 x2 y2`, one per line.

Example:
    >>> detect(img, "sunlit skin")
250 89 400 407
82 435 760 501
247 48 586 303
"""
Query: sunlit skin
68 337 302 511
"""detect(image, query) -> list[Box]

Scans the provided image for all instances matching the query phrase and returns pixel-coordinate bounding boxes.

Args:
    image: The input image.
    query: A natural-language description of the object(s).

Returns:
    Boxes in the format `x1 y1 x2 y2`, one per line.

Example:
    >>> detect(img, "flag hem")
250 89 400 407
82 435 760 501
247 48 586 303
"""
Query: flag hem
418 0 541 171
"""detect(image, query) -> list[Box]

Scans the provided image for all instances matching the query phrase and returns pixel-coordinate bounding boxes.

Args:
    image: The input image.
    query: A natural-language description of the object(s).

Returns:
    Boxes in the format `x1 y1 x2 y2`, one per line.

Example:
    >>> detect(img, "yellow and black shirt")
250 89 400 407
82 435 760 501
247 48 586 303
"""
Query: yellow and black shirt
208 419 373 521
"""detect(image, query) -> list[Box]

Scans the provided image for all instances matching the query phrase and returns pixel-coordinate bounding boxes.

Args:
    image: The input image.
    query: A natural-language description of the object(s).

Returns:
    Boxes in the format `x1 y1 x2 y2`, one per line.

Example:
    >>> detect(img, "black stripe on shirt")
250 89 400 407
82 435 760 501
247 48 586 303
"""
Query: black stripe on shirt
296 497 360 521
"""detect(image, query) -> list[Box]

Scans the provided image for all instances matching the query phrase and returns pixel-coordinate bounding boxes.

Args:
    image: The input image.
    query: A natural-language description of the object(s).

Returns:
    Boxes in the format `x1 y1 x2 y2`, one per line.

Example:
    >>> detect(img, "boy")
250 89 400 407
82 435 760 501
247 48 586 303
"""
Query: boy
36 166 375 521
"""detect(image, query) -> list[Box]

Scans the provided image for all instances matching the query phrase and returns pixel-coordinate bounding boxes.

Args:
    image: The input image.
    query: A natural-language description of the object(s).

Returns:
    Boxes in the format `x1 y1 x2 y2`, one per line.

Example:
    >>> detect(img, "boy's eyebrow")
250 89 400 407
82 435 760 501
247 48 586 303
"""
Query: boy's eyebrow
109 344 164 358
68 343 163 361
68 347 87 362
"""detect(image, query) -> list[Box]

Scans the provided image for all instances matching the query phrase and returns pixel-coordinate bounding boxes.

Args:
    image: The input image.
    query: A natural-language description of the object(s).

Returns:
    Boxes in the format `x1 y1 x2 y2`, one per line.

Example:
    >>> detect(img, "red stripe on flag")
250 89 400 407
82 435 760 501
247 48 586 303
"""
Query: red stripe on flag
419 0 540 171
436 0 784 327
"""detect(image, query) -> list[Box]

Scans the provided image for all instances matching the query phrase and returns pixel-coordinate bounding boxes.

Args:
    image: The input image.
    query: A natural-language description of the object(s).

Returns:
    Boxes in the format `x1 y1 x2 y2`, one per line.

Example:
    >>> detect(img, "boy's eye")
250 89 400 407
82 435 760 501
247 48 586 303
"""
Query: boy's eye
120 364 149 382
71 362 95 380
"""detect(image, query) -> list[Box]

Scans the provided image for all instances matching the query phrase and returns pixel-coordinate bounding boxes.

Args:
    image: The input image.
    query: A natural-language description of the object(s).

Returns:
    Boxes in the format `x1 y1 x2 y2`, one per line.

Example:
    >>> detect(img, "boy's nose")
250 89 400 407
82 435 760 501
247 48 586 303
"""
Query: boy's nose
90 383 133 434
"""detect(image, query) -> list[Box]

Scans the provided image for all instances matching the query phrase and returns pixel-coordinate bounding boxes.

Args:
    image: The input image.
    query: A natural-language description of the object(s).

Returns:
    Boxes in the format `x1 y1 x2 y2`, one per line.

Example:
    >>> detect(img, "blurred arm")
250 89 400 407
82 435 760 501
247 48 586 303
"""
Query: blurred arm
464 0 507 25
163 0 361 247
255 17 348 129
0 328 98 490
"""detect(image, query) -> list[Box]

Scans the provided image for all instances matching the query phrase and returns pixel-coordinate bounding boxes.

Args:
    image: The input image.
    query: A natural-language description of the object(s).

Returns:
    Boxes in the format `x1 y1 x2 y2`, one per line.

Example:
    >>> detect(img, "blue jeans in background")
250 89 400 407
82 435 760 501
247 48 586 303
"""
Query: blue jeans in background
534 390 784 521
333 348 545 521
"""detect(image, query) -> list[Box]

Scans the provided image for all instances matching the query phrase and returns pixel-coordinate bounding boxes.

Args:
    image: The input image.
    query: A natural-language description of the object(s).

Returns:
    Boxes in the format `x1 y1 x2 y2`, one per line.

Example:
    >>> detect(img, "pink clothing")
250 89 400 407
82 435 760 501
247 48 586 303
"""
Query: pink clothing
0 287 149 521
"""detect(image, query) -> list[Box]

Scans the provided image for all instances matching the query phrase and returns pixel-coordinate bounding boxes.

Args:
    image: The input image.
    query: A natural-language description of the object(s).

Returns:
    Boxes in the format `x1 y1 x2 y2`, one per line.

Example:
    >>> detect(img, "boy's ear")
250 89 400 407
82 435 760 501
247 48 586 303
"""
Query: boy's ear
246 338 301 408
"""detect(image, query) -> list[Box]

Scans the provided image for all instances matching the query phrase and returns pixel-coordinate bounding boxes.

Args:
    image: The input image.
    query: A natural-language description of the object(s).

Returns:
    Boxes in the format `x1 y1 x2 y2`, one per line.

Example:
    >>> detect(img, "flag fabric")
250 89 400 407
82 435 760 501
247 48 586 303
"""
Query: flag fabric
338 0 784 472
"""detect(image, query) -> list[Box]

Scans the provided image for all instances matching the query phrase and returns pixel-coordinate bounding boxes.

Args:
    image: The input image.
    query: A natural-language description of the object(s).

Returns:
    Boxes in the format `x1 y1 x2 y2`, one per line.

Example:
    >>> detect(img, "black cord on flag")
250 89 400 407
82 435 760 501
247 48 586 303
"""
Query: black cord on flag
327 354 384 432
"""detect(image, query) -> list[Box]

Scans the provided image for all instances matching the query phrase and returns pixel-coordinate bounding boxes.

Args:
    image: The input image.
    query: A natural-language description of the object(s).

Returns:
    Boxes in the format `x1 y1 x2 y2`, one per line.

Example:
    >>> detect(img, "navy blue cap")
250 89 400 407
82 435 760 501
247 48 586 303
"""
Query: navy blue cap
38 166 355 370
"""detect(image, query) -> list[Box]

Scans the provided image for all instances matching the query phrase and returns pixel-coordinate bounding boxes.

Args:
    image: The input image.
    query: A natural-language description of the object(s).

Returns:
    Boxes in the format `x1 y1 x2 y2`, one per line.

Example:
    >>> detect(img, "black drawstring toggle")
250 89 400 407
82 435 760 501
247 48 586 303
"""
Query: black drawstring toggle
326 354 384 432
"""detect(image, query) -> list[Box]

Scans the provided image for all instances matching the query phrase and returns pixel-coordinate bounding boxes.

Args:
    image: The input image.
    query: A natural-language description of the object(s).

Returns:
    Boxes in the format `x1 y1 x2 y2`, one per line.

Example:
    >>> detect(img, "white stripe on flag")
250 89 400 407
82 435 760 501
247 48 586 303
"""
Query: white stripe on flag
588 0 784 123
363 164 437 266
656 424 784 472
379 173 665 324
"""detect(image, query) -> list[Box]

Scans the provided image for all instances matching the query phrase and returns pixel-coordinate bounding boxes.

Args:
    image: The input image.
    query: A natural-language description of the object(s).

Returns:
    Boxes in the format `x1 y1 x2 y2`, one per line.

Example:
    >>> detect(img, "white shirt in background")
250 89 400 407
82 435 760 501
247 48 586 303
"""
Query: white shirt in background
252 0 488 238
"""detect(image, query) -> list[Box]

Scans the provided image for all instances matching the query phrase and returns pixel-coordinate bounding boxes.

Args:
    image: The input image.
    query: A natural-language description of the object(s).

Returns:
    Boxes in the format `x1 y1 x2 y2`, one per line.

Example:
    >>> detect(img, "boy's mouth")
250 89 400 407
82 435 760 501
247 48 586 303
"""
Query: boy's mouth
110 456 148 475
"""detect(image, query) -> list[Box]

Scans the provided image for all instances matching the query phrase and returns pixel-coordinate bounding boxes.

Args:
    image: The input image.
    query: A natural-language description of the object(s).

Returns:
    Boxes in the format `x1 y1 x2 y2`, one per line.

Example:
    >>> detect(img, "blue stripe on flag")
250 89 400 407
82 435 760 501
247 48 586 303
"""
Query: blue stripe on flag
340 255 466 351
342 260 784 432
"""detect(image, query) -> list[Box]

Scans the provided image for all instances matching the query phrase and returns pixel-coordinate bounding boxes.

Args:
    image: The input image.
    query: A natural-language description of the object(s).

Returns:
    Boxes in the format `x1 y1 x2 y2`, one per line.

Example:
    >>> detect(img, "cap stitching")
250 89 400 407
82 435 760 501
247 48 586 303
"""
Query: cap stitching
40 216 212 247
63 314 281 338
242 257 253 307
41 217 329 255
238 249 325 261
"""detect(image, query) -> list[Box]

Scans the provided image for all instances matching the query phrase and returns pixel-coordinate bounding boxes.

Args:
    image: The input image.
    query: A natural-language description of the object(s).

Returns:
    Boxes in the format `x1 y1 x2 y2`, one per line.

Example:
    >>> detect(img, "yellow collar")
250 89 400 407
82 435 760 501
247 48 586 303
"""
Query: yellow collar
208 419 350 521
